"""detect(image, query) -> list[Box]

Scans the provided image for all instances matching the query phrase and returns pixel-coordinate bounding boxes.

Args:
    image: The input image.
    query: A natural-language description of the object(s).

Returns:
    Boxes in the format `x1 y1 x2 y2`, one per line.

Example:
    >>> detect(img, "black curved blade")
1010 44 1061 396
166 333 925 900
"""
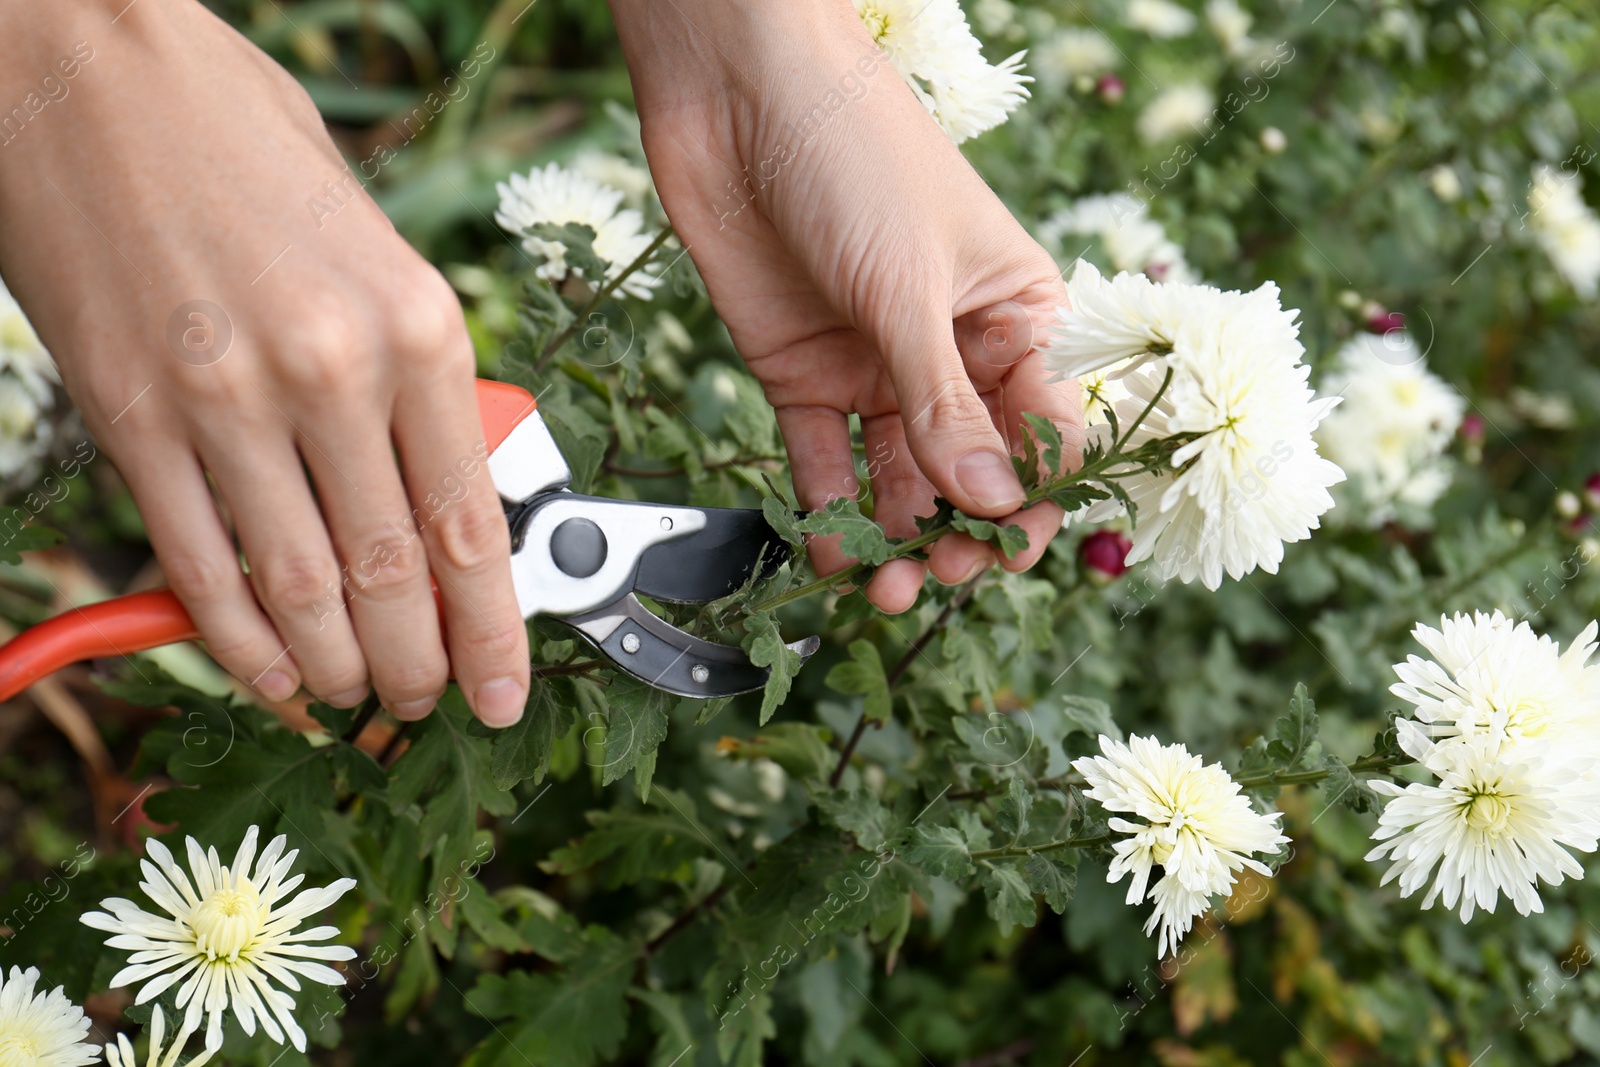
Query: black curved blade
632 505 792 604
569 594 820 698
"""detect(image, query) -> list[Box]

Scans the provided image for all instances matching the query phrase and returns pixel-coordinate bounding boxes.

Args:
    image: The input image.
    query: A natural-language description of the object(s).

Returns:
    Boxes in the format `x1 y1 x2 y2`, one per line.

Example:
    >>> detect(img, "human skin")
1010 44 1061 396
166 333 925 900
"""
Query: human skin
606 0 1084 611
0 0 1079 726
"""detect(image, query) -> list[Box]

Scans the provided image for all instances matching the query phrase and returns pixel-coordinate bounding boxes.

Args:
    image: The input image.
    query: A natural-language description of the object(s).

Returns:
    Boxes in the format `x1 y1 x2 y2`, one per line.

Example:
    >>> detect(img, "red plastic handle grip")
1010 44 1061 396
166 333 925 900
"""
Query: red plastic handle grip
0 380 537 702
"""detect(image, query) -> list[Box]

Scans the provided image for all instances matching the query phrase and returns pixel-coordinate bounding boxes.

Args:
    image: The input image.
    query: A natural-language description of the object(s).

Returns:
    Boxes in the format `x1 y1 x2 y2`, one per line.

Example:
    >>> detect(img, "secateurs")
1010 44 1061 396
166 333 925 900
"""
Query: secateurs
0 379 818 702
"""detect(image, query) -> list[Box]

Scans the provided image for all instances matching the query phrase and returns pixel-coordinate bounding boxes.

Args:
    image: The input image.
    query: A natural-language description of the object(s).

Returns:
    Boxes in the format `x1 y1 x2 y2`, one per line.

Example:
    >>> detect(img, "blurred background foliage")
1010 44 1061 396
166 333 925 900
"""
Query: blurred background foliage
5 0 1600 1065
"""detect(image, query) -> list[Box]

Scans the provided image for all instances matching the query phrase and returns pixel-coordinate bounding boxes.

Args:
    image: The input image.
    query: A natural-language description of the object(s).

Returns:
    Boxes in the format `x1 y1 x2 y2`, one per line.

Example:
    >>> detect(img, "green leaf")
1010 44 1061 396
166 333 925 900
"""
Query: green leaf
0 510 63 564
1266 683 1320 770
795 496 894 566
760 496 805 550
543 788 714 887
980 863 1037 934
1021 412 1065 478
1319 753 1378 813
904 824 973 881
1060 695 1121 742
600 678 671 799
724 722 834 781
743 610 802 725
486 677 574 790
996 777 1032 839
948 511 1030 559
1023 852 1078 914
824 639 892 723
388 689 516 871
463 929 635 1067
523 221 610 286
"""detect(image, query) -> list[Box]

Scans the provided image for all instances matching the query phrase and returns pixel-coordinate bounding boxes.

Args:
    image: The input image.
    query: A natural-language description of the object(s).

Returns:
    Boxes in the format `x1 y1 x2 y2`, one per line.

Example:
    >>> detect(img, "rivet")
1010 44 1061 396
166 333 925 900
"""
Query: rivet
621 632 641 654
660 516 673 531
690 664 710 684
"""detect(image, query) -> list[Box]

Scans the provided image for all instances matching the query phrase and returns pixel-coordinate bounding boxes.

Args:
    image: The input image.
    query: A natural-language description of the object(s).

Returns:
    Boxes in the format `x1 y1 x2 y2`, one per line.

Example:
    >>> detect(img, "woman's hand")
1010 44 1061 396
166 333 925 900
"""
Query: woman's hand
609 0 1083 613
0 0 530 724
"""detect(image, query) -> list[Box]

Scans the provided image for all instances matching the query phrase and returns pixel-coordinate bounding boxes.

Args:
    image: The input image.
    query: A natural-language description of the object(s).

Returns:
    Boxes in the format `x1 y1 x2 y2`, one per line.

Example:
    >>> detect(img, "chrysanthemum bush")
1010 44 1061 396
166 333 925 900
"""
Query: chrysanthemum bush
5 0 1600 1064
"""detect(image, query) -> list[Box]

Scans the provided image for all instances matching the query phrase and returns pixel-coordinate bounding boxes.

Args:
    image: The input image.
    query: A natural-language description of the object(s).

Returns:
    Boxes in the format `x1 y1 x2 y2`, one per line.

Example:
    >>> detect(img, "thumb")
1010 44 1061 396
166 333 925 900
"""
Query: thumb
880 310 1025 517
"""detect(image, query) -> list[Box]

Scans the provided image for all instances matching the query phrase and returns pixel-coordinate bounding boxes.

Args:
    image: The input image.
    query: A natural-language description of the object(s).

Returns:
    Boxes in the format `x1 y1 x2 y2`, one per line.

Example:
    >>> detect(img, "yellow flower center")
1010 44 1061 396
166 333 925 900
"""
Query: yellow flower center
0 1030 42 1067
858 5 892 43
191 877 264 962
1464 791 1514 835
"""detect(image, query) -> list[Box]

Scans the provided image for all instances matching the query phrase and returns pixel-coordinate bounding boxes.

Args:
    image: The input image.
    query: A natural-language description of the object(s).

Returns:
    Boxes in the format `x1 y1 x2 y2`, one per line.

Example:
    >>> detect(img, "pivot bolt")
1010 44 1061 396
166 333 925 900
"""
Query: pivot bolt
621 632 641 654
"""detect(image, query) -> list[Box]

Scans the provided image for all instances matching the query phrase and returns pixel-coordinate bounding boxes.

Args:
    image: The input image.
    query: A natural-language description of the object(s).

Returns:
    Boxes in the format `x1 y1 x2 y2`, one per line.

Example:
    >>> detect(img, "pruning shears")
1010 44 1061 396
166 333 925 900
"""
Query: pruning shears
0 379 819 702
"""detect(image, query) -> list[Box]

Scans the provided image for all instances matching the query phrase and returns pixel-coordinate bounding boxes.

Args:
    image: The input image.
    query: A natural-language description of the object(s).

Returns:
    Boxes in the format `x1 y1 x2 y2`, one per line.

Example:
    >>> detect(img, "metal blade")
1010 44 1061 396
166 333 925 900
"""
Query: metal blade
632 505 792 604
568 594 820 699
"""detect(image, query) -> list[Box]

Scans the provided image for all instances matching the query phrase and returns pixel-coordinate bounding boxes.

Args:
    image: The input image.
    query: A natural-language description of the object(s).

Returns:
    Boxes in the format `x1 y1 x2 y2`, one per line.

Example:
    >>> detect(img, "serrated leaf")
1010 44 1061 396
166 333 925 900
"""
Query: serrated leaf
1060 694 1120 741
388 689 516 871
795 496 894 566
720 721 833 781
601 678 671 798
824 639 892 722
1023 851 1078 913
948 510 1030 559
523 221 610 286
743 610 802 725
464 929 635 1067
1319 753 1378 813
761 496 805 550
904 824 973 880
996 777 1032 839
1267 683 1319 770
981 863 1037 934
0 510 63 565
543 788 713 887
486 678 573 790
1021 412 1065 478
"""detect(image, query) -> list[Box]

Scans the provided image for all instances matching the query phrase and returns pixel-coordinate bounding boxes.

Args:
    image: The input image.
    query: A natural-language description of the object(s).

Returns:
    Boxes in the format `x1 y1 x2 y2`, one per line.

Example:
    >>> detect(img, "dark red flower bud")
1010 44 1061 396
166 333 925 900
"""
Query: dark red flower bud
1081 529 1133 578
1097 74 1125 105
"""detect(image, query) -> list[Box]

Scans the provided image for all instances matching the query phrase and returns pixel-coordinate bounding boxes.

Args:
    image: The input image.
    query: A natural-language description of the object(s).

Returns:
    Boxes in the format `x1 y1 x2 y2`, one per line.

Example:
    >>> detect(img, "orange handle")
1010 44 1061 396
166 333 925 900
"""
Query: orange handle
0 380 537 702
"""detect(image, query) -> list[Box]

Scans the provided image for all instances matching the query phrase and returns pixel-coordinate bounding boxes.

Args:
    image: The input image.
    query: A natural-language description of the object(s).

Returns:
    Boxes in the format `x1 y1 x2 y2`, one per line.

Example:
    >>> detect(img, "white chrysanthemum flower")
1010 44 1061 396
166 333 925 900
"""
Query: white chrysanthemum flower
571 151 655 209
0 966 98 1067
1126 0 1197 37
971 0 1017 38
494 162 662 299
1390 611 1600 759
1074 735 1288 957
105 1005 216 1067
854 0 1031 144
1040 194 1195 284
1204 0 1253 56
0 284 59 479
1136 83 1214 144
1528 164 1600 299
81 826 357 1054
1035 27 1119 84
1366 729 1600 921
1428 164 1463 202
1316 332 1465 526
1047 261 1345 588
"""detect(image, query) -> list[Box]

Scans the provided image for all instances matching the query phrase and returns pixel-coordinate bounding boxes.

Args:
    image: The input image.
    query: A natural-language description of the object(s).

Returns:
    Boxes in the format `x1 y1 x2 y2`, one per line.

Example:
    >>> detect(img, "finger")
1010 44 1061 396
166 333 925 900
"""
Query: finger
954 299 1036 372
996 502 1068 573
859 414 931 614
775 404 859 579
926 531 995 586
197 432 370 706
393 350 530 729
1000 346 1087 471
299 412 454 724
119 443 305 703
875 308 1025 517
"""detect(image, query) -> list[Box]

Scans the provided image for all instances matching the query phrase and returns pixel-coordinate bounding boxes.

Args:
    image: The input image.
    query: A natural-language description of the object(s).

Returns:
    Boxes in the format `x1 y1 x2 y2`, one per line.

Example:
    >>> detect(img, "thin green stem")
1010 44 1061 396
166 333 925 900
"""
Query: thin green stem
537 225 676 370
970 833 1112 860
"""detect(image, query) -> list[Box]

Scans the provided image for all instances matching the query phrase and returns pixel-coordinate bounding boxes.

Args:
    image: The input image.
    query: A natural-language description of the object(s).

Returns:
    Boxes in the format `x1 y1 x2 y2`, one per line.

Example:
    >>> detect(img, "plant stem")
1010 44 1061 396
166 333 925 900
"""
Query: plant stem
970 833 1112 860
1231 752 1403 789
536 225 676 371
828 578 981 788
340 693 383 745
642 882 733 957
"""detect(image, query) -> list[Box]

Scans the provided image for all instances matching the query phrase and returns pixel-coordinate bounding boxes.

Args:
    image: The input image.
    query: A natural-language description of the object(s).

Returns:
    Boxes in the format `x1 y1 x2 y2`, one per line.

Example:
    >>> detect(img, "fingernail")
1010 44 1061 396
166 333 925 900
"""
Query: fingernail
475 677 527 728
257 671 298 702
390 697 437 721
959 559 988 584
955 451 1024 512
326 686 368 708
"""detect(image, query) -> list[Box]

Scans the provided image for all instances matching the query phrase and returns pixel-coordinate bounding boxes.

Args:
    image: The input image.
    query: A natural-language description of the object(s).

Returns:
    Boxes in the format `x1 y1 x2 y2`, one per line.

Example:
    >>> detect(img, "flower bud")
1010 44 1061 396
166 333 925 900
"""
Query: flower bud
1556 490 1582 519
1585 472 1600 511
1097 74 1125 104
1080 529 1133 579
1259 126 1287 154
